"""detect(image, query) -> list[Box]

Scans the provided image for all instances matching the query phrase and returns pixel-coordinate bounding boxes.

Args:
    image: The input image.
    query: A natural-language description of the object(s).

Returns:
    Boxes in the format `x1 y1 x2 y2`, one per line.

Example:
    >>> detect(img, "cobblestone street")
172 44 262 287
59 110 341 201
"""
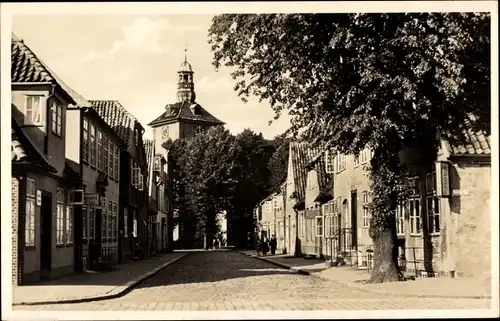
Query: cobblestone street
15 251 491 311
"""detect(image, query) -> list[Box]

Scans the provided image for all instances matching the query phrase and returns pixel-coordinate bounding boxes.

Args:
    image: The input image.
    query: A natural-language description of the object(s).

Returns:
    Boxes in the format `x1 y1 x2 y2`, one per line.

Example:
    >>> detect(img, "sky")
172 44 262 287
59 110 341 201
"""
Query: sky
11 14 292 140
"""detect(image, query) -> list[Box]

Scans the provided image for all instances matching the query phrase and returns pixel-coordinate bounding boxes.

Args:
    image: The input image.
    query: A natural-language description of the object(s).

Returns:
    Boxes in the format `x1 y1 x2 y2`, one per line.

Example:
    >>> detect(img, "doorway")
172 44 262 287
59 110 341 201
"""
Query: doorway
40 192 52 279
350 190 358 249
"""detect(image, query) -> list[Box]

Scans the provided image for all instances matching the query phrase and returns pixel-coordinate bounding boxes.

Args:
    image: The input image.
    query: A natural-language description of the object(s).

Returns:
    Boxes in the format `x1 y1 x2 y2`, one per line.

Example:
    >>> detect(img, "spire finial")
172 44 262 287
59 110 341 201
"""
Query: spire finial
184 44 188 62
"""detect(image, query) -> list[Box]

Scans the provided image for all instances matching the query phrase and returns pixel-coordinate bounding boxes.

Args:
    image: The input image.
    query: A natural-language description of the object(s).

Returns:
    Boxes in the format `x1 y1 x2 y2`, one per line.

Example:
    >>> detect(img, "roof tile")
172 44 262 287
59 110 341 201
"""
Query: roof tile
148 101 224 127
448 130 491 156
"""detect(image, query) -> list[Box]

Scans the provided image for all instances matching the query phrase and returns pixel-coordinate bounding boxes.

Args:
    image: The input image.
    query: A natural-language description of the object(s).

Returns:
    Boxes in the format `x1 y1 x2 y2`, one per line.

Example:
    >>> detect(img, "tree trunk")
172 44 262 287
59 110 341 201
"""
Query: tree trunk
369 214 405 283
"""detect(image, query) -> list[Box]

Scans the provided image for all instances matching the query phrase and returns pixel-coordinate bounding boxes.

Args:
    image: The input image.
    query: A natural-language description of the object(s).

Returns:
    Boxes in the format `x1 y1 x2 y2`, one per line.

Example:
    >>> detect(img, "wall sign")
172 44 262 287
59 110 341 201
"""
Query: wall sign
36 190 42 206
435 161 451 197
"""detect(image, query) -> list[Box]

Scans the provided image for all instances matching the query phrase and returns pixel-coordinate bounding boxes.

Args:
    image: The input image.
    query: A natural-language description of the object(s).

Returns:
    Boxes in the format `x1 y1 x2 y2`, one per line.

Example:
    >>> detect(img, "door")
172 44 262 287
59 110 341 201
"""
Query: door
40 193 52 279
350 190 358 249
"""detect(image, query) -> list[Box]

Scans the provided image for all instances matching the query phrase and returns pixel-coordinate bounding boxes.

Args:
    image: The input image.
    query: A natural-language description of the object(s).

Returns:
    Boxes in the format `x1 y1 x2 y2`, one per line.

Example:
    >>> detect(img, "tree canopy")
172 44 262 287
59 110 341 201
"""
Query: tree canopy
208 13 490 282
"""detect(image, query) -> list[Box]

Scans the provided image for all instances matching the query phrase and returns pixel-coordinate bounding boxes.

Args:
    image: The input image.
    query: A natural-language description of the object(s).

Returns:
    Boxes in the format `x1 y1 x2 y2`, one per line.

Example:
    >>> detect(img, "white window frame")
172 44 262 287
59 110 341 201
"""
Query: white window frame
108 201 113 241
90 124 96 167
362 191 370 228
426 171 440 235
325 149 336 174
103 135 109 175
25 95 43 126
97 129 103 171
82 205 88 239
82 118 89 162
408 176 421 235
56 188 66 245
66 204 73 244
108 140 114 178
396 203 405 236
25 178 36 247
336 152 346 173
360 149 371 164
114 145 120 181
51 101 63 137
315 216 323 237
89 208 95 240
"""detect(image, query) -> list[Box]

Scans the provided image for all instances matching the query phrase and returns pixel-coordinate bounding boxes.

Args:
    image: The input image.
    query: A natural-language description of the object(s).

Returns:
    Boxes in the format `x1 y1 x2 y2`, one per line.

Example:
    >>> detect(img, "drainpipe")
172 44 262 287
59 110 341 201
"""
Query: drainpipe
43 84 56 155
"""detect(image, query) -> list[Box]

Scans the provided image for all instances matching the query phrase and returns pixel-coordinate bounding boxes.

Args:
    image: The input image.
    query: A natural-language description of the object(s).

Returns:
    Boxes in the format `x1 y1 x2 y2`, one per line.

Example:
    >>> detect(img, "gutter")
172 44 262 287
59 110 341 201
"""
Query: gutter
44 84 57 155
11 82 53 86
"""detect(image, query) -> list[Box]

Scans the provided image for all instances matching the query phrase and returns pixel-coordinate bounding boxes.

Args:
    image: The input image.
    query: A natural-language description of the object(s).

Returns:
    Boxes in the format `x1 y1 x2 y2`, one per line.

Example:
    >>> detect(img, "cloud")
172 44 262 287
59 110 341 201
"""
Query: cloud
105 17 171 56
175 25 202 34
196 76 235 93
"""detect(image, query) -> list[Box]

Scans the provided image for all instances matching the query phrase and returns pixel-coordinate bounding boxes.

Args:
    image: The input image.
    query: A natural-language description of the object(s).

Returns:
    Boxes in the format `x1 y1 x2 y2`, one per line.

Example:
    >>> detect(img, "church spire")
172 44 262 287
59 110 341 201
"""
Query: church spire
177 49 196 103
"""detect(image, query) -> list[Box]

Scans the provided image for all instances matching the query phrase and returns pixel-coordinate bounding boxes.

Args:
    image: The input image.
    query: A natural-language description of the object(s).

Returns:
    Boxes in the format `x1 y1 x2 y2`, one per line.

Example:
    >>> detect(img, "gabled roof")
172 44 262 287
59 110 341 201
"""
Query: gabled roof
89 100 138 151
11 118 56 173
289 142 310 205
445 129 491 157
148 101 225 127
11 34 91 108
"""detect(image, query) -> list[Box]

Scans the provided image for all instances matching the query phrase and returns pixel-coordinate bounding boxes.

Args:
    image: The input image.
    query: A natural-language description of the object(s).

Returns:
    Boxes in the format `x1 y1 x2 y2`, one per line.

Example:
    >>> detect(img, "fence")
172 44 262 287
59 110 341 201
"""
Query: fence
92 247 118 271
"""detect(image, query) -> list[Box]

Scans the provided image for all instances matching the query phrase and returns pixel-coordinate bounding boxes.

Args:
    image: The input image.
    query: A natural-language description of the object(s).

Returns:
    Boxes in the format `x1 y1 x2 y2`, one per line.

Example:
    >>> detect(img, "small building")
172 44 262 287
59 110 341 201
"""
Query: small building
66 104 126 271
11 34 84 284
89 100 149 262
303 149 333 259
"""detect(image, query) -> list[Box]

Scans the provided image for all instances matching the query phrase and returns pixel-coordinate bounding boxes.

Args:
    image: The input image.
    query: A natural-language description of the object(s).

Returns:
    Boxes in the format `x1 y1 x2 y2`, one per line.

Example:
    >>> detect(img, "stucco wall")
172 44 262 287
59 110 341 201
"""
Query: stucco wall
450 161 491 278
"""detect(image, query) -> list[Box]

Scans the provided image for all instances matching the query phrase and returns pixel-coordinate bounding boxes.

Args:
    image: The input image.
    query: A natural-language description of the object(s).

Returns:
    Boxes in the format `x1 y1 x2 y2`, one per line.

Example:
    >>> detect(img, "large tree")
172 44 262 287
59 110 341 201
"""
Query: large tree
208 13 490 282
227 129 275 247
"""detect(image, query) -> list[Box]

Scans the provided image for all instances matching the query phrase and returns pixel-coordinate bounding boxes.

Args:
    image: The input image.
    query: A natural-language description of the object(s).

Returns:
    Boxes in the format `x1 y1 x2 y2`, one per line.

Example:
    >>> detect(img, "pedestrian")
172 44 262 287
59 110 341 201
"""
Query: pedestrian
262 237 269 256
256 238 262 256
270 235 277 256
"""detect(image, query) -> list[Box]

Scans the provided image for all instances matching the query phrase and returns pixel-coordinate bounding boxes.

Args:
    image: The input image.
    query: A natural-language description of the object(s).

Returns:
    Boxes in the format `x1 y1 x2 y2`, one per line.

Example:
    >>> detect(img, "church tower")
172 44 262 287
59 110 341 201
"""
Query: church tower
176 50 196 103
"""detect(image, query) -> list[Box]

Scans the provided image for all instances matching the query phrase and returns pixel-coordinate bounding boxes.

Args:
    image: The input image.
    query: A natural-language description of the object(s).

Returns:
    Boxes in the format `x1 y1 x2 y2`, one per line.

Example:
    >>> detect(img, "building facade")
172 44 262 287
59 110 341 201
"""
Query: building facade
11 35 85 284
89 100 149 262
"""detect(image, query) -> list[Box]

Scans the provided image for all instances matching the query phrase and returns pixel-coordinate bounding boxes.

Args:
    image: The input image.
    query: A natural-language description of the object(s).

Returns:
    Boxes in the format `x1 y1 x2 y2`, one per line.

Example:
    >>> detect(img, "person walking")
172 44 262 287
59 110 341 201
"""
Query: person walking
262 237 269 256
256 238 262 256
270 235 277 256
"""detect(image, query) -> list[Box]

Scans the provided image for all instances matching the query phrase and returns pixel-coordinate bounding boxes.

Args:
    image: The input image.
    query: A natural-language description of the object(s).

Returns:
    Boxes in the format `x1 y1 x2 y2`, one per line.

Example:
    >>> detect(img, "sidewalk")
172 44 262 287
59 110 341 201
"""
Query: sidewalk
241 250 493 299
13 252 187 306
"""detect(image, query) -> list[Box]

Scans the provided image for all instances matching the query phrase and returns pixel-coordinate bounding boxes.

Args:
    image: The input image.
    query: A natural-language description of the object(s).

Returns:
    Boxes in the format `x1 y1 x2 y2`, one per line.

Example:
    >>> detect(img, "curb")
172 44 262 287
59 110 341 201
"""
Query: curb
240 252 491 300
13 253 188 306
239 252 311 276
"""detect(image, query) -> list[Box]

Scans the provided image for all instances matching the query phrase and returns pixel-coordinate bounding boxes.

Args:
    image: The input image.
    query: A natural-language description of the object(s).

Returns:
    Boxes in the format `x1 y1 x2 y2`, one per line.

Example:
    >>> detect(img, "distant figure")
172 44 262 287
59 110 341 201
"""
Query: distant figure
270 235 277 255
256 238 262 256
262 237 269 256
213 238 218 250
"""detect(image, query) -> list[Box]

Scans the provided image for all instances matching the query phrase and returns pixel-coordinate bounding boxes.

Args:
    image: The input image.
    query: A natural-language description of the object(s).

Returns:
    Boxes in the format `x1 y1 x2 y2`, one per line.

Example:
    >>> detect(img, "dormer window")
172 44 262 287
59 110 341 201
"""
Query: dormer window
25 95 43 126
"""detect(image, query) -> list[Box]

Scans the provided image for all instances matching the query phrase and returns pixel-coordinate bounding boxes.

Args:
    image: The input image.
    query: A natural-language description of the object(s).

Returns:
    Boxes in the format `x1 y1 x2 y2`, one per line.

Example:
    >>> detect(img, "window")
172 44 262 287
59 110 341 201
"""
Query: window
114 145 120 181
396 203 405 236
56 188 65 245
426 171 440 234
353 156 360 167
315 216 323 237
108 201 113 241
113 203 118 240
25 95 43 125
409 199 421 235
102 207 107 243
89 208 95 239
103 136 109 174
138 173 144 191
132 163 139 187
325 149 335 173
124 208 128 238
97 130 103 171
90 124 96 166
362 191 370 227
82 118 89 162
82 206 87 239
51 101 63 136
108 141 114 178
407 176 421 235
337 153 346 172
360 149 371 164
25 178 36 247
66 204 73 244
